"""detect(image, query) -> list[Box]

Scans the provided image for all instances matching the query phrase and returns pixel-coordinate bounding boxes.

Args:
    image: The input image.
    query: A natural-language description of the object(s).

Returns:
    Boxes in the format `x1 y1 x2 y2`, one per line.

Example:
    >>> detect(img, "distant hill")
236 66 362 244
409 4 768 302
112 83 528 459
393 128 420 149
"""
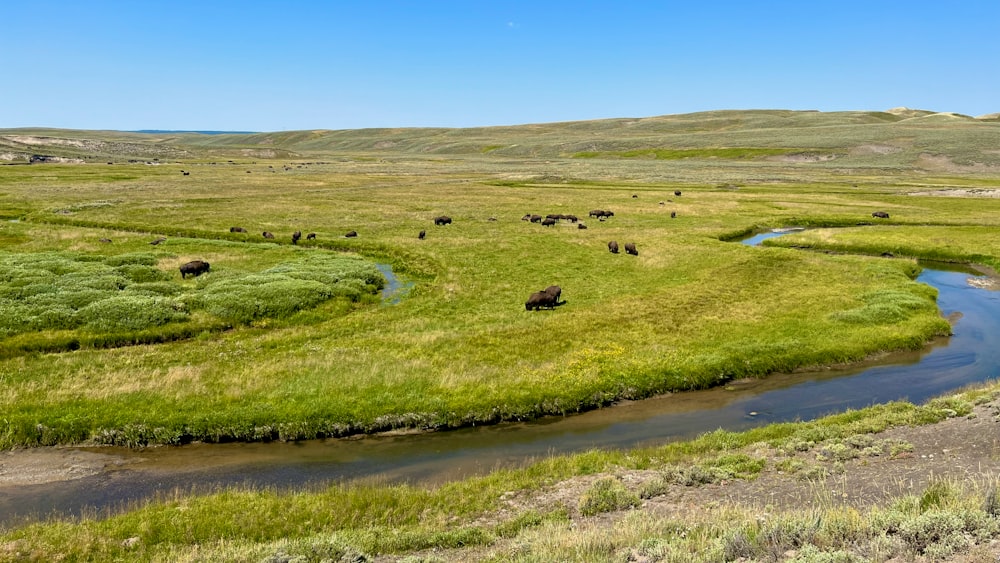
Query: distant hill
131 130 259 135
2 109 999 170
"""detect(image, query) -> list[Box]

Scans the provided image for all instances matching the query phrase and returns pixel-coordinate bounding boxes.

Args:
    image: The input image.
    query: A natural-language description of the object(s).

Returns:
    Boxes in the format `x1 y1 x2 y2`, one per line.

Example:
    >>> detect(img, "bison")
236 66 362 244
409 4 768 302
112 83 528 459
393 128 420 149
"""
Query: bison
306 232 316 240
625 242 638 256
262 231 275 239
525 290 558 311
578 223 587 229
230 226 247 233
589 209 603 218
521 214 532 221
674 190 682 196
180 260 210 278
291 231 301 244
541 217 557 227
345 230 358 238
564 214 579 223
543 285 562 304
872 211 890 219
418 230 426 239
670 211 677 218
98 238 112 243
529 214 543 223
150 237 166 245
434 216 452 226
608 240 619 254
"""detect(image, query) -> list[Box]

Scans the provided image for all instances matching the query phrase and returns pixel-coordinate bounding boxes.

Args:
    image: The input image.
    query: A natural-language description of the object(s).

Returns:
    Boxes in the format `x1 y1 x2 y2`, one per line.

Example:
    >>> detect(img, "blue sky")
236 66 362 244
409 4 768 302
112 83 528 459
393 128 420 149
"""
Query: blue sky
2 1 997 131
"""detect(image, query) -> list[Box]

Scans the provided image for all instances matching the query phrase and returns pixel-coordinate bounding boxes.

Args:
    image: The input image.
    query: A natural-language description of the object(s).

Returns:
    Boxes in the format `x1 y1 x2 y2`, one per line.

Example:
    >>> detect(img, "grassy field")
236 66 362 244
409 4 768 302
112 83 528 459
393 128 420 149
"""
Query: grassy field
2 109 1000 558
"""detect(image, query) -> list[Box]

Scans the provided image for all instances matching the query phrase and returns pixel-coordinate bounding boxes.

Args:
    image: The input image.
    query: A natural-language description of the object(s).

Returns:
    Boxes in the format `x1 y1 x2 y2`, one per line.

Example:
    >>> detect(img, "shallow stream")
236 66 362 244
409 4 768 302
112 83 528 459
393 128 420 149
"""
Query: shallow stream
3 230 999 525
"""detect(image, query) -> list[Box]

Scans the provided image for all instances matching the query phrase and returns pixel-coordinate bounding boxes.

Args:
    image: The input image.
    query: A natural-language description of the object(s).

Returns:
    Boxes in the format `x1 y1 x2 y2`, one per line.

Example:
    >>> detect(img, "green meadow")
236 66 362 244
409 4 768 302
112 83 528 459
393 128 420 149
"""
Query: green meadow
2 109 1000 559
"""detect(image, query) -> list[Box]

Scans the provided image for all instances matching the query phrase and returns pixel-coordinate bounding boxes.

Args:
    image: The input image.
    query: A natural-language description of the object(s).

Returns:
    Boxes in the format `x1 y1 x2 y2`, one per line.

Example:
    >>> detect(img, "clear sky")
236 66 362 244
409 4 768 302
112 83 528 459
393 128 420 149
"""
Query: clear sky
2 1 997 131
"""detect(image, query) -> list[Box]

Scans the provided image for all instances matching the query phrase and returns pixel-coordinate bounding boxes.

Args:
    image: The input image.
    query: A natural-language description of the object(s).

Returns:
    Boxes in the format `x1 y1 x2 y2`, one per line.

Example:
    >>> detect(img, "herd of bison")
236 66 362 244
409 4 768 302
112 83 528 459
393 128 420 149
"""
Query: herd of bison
167 196 892 312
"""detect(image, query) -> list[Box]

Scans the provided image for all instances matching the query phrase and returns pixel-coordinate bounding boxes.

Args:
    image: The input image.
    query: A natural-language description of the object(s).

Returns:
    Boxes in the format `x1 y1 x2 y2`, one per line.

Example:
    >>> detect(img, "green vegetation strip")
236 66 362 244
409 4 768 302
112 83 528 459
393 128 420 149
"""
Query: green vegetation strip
572 147 833 160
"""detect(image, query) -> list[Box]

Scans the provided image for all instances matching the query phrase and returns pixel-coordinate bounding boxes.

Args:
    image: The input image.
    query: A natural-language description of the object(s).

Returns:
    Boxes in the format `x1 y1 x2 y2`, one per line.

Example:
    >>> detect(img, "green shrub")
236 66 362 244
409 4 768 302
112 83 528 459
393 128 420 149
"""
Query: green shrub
578 477 641 516
76 295 187 331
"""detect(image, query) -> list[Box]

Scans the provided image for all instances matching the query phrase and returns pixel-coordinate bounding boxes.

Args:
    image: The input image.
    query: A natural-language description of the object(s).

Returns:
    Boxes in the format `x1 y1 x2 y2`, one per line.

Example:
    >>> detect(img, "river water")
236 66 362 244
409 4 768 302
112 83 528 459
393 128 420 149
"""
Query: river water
3 231 999 525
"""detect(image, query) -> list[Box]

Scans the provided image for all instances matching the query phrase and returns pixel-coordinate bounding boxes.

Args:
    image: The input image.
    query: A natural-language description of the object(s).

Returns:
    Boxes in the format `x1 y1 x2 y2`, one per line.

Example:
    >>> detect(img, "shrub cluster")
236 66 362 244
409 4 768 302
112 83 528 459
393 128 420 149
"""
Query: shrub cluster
0 251 186 337
0 250 384 344
187 253 383 324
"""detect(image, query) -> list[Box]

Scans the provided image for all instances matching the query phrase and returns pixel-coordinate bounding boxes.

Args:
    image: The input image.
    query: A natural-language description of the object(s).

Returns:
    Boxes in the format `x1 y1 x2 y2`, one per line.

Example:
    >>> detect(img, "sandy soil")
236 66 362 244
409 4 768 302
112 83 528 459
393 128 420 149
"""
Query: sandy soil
0 448 132 487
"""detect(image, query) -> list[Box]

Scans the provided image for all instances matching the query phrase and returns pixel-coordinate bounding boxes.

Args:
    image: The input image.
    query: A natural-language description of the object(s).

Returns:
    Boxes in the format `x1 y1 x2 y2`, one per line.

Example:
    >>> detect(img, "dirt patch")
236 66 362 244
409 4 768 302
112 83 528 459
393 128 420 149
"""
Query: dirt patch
0 448 133 487
850 144 903 155
909 187 1000 198
766 153 837 163
915 153 1000 174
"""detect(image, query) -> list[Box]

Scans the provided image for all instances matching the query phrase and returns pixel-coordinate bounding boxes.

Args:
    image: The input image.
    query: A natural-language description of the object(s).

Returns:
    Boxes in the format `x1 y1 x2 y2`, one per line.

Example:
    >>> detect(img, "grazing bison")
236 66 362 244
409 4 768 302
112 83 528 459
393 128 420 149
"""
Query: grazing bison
589 209 608 218
179 260 210 278
525 290 558 311
670 211 677 218
262 231 275 239
543 285 562 304
345 230 358 238
632 194 638 198
659 201 665 206
541 217 557 227
564 214 579 223
625 242 638 256
872 211 890 219
578 223 587 229
418 230 426 239
230 226 247 233
306 232 316 240
521 214 532 221
150 237 166 245
434 216 452 226
545 214 562 221
529 214 543 223
291 231 301 244
674 190 682 196
608 240 619 254
182 171 190 176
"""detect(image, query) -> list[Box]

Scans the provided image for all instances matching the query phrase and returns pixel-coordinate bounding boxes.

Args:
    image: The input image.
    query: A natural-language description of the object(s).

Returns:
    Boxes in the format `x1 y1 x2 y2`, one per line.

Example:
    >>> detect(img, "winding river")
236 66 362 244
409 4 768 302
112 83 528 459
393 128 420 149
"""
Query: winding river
3 230 999 526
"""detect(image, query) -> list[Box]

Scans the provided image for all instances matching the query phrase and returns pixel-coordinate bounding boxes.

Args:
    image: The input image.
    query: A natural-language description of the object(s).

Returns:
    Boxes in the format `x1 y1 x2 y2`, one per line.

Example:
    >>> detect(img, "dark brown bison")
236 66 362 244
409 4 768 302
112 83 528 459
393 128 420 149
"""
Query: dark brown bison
670 211 677 218
564 214 578 223
674 190 682 196
345 230 358 238
434 216 452 226
543 285 562 304
589 209 605 218
150 237 166 245
262 231 275 239
418 230 426 239
625 242 638 256
608 241 619 254
541 217 557 227
230 226 247 233
578 223 587 229
291 231 302 244
180 260 210 278
525 290 558 311
529 214 543 223
306 232 316 240
632 194 638 198
872 211 890 219
545 214 562 221
181 170 190 176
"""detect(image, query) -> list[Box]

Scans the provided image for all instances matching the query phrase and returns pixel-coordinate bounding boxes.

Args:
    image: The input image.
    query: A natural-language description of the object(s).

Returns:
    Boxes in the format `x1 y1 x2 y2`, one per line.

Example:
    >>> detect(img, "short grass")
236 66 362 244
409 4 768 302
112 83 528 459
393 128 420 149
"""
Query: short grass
3 146 999 447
